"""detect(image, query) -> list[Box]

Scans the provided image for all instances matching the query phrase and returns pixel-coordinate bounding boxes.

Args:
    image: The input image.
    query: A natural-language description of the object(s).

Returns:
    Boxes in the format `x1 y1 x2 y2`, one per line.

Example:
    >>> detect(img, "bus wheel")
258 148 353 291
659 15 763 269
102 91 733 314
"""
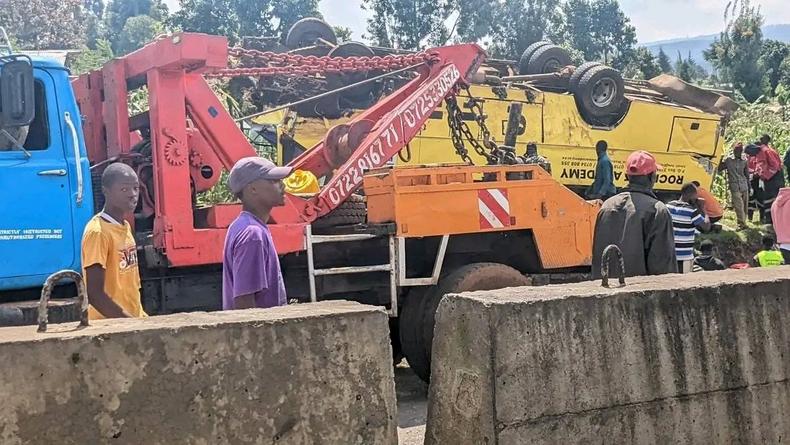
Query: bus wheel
401 262 530 383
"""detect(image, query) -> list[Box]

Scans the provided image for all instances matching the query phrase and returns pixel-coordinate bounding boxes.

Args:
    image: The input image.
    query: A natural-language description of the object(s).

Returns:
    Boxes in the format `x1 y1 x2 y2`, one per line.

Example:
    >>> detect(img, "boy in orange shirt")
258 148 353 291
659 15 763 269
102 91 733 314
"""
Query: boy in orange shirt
81 163 146 319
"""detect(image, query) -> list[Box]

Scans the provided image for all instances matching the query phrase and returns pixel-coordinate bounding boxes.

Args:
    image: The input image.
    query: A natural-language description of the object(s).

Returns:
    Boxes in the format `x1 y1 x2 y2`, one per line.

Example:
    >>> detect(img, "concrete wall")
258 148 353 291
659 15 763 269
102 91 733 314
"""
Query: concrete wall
426 268 790 445
0 301 397 445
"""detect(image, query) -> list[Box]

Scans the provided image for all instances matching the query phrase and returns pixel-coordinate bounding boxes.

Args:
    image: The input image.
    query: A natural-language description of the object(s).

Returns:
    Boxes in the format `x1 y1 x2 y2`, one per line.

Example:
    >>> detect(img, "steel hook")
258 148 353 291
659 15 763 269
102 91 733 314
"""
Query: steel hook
601 245 626 288
38 270 89 332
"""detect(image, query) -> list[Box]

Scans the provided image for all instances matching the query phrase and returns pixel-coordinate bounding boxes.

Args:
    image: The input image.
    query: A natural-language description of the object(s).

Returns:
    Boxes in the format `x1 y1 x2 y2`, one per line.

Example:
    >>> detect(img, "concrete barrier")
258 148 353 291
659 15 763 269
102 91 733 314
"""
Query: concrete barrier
0 301 397 445
425 268 790 444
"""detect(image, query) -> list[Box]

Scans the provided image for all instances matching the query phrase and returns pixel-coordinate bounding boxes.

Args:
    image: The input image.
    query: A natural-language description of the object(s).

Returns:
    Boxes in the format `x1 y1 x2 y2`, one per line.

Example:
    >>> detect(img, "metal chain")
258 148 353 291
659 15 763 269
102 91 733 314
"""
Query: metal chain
205 48 439 78
445 88 498 164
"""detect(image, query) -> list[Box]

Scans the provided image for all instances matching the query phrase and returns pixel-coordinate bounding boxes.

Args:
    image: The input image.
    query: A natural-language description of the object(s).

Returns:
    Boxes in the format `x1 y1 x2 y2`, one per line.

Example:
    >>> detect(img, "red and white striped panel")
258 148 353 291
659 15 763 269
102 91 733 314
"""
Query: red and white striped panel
478 188 511 229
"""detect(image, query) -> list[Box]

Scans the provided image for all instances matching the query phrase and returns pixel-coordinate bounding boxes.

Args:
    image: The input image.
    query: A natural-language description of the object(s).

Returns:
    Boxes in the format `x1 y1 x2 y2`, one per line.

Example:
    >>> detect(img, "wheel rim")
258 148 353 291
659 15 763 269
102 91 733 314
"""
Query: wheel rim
543 58 562 72
591 77 617 108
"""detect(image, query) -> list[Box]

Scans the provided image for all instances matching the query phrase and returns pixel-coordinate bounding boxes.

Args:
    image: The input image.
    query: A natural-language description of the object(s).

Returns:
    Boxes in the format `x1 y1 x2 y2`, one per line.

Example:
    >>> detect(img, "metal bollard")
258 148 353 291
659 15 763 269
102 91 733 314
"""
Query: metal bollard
601 244 626 288
38 270 89 333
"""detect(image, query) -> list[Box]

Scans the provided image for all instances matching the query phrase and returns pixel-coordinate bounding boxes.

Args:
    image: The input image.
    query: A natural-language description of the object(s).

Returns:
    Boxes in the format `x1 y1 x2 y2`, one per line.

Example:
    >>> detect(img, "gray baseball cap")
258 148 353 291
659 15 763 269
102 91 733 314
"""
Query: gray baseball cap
228 157 293 194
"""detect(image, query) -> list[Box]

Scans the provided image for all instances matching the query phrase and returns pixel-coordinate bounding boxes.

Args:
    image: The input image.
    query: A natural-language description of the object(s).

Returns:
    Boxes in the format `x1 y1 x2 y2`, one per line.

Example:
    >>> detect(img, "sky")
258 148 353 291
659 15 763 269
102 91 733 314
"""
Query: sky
163 0 790 44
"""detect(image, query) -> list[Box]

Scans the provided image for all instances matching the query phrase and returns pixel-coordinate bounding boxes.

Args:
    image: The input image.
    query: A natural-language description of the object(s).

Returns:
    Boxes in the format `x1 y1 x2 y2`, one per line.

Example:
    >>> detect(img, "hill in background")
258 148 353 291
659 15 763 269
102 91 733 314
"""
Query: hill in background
643 24 790 72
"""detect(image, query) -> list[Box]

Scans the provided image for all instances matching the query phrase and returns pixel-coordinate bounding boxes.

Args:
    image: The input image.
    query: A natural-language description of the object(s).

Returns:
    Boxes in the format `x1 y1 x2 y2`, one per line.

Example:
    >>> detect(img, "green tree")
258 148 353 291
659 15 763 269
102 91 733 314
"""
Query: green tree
488 0 561 59
561 0 636 67
105 0 168 52
116 15 164 55
657 47 673 73
171 0 318 45
675 52 692 82
758 40 790 95
623 47 661 80
0 0 87 49
333 26 352 43
452 0 497 43
362 0 450 50
562 0 595 58
68 38 114 74
84 0 105 49
704 0 764 101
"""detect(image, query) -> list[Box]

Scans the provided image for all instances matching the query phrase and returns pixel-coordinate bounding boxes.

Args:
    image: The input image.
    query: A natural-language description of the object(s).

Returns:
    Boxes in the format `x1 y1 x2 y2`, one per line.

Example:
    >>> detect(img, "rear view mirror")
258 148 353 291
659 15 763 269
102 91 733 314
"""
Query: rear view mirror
0 59 35 127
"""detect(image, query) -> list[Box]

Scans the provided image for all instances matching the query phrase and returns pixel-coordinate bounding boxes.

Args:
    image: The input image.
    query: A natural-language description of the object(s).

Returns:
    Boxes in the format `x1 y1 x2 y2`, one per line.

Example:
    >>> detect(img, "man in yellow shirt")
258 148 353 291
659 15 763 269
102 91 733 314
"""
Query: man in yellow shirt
81 163 146 319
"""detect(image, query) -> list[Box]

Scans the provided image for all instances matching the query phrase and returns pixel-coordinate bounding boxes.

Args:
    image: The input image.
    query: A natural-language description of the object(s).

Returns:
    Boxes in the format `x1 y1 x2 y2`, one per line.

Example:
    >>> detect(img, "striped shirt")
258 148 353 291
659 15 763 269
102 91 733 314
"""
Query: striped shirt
666 200 706 261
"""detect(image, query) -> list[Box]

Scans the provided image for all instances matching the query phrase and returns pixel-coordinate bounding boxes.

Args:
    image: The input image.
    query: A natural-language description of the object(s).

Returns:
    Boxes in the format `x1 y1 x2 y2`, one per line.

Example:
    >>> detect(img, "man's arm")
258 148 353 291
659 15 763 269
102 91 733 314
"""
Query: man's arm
646 205 678 275
84 264 132 318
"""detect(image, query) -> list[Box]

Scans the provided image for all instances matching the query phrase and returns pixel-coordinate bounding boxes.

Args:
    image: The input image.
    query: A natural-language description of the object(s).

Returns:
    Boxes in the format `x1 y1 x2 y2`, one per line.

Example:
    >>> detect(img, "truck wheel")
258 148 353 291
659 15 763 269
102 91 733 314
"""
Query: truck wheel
568 62 602 93
327 42 380 107
518 41 551 75
572 64 625 120
406 262 531 382
399 287 428 373
312 194 366 228
285 17 337 49
525 44 572 75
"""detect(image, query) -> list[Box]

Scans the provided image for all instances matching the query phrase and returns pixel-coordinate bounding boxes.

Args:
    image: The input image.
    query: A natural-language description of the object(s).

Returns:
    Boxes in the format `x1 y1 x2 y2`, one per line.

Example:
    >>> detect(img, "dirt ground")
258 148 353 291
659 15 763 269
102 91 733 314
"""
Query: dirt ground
395 361 428 445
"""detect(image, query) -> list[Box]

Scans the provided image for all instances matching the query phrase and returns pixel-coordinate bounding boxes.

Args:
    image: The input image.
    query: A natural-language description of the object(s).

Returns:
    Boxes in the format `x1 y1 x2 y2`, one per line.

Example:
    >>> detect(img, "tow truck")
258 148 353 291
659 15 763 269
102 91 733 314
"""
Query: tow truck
0 32 599 381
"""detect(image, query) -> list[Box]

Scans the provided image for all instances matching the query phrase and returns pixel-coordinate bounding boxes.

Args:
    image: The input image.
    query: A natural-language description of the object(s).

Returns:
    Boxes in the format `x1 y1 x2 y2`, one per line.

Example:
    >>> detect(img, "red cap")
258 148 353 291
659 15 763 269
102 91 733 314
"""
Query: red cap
625 151 662 176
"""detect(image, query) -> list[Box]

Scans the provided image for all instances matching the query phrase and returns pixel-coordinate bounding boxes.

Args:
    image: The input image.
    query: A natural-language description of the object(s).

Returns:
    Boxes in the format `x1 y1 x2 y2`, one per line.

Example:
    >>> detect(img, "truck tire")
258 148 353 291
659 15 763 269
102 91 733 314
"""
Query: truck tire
525 44 572 75
327 42 380 107
518 41 551 75
568 62 602 93
404 262 531 382
399 287 428 375
285 17 337 49
572 64 625 120
312 194 366 228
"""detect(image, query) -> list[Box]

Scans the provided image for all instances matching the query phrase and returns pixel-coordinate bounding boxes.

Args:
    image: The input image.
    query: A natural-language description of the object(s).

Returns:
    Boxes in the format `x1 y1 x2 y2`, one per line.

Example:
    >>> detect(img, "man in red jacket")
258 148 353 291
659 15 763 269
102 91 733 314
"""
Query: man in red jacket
746 142 785 224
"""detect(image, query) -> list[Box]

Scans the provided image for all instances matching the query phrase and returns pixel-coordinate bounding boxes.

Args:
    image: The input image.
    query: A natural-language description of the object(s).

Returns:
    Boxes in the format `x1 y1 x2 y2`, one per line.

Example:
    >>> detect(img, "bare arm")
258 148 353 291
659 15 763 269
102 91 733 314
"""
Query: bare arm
84 265 132 318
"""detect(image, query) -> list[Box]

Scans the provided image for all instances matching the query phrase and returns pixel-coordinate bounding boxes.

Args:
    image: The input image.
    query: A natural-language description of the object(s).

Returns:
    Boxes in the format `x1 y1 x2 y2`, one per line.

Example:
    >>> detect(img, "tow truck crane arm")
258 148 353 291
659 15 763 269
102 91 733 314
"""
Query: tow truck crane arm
281 45 486 223
73 33 485 267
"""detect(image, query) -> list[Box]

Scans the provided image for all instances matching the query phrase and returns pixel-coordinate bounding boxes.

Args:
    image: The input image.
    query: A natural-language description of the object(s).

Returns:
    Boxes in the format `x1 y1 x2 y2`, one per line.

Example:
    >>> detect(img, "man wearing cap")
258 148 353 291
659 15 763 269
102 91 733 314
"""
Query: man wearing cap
717 142 750 228
592 150 677 279
223 157 293 310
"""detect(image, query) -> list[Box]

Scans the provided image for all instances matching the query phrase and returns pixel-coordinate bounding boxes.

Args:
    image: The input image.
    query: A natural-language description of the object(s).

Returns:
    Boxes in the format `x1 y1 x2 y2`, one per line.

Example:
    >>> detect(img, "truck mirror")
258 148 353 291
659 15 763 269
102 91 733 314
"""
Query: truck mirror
0 59 35 127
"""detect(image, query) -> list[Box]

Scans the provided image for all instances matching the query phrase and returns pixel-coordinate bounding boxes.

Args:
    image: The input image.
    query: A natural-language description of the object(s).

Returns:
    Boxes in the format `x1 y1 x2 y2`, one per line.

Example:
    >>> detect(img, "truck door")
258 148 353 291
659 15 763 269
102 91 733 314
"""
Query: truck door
0 71 75 288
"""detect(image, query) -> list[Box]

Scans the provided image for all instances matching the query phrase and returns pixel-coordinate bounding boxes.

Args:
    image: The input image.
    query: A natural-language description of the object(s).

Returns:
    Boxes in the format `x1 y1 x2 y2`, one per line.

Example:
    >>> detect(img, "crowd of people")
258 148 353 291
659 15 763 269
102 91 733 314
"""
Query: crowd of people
591 139 789 279
81 138 788 319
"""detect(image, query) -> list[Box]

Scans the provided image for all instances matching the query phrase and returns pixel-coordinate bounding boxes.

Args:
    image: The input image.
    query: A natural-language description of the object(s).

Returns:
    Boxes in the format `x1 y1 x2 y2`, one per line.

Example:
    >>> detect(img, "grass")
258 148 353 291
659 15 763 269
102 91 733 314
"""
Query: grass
697 210 770 265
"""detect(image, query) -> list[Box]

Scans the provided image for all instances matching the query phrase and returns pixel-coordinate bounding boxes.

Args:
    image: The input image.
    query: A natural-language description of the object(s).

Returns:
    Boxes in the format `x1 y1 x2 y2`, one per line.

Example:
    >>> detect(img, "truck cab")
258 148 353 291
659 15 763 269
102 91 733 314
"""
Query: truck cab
0 57 93 292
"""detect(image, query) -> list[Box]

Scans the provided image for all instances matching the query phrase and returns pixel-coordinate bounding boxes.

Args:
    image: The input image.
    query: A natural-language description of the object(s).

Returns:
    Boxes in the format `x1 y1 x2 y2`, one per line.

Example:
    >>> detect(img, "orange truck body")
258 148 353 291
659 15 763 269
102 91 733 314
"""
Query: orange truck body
364 164 599 268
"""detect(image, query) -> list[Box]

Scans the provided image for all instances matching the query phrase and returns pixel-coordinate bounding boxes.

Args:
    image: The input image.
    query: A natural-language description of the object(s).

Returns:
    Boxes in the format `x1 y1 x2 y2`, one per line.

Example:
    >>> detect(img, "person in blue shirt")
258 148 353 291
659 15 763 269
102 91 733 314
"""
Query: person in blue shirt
587 140 617 200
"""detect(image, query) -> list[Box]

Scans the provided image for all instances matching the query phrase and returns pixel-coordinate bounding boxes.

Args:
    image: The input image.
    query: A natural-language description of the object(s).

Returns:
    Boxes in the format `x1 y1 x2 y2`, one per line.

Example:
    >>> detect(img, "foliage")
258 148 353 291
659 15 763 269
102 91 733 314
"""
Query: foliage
105 0 167 51
333 26 352 43
116 15 164 55
452 0 497 44
362 0 450 50
623 47 661 80
704 0 764 102
0 0 87 49
657 47 673 73
488 0 561 59
171 0 318 45
672 52 708 83
561 0 636 68
68 39 114 74
83 0 106 49
758 40 790 95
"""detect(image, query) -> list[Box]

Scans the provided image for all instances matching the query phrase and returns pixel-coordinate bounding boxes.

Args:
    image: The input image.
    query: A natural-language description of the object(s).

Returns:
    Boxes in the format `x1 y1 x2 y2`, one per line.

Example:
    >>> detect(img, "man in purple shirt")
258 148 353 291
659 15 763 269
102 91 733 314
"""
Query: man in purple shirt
223 157 293 310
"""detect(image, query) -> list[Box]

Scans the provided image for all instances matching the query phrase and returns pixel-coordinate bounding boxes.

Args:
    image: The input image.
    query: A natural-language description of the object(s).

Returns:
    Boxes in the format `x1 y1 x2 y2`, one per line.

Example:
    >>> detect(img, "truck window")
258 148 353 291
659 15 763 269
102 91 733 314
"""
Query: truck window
22 80 50 150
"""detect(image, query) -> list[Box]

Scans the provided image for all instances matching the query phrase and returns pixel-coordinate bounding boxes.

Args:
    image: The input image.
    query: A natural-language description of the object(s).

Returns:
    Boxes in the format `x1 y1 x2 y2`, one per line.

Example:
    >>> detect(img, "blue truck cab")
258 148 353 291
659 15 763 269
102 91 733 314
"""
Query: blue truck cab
0 56 93 292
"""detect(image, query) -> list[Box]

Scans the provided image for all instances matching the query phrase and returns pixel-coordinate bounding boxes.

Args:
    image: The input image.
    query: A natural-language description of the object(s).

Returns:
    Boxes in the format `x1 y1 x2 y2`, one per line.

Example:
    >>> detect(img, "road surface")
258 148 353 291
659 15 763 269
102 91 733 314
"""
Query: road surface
395 362 428 444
